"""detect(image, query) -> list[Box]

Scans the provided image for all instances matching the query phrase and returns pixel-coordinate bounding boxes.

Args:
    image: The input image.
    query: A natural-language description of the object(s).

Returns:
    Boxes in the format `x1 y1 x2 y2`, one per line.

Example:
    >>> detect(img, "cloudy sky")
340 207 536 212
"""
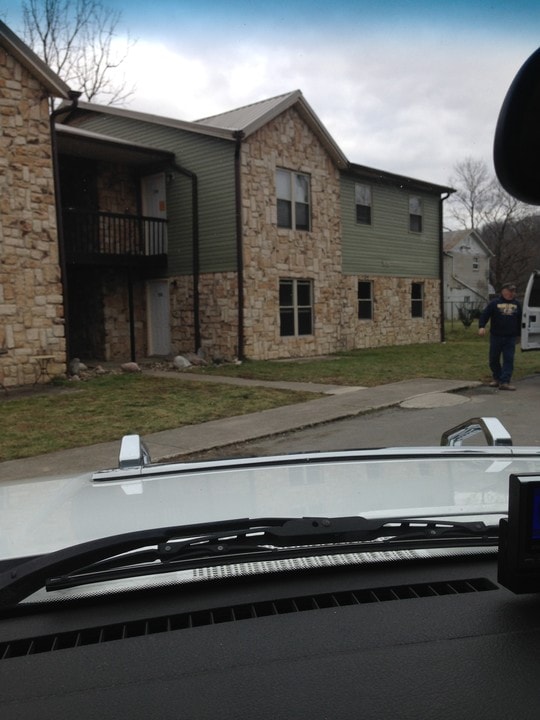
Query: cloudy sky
3 0 540 186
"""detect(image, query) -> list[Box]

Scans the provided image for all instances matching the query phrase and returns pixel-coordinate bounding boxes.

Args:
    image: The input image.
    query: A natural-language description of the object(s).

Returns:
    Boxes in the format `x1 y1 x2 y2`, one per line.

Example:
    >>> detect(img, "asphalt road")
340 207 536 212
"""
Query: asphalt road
185 373 540 460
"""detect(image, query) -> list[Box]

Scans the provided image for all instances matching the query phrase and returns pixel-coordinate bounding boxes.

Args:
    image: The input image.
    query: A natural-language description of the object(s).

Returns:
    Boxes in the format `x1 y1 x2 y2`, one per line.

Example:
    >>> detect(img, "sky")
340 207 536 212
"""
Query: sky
2 0 540 187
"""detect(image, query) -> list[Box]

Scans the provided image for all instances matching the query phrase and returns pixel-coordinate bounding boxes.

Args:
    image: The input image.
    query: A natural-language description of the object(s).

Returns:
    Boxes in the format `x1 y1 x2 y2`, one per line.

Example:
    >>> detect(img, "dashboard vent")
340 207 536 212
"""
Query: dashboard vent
0 577 497 661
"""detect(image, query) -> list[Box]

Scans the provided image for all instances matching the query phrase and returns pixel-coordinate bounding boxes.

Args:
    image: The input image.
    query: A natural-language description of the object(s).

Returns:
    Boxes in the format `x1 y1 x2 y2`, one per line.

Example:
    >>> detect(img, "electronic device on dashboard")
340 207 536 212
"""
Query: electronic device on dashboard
498 474 540 593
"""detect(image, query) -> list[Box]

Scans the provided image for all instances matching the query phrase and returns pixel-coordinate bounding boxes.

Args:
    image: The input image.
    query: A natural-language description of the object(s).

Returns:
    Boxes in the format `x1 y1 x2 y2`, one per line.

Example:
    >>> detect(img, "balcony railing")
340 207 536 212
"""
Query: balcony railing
63 209 167 263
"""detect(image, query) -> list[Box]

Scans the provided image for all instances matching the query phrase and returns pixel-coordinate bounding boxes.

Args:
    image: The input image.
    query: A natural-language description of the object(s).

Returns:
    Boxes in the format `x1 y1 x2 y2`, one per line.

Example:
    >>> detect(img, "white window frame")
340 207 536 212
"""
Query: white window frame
276 169 311 231
279 278 314 336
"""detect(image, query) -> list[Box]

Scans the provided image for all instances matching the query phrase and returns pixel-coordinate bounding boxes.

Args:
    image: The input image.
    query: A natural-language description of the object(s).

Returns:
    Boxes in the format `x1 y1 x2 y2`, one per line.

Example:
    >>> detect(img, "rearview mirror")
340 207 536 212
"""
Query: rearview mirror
494 47 540 205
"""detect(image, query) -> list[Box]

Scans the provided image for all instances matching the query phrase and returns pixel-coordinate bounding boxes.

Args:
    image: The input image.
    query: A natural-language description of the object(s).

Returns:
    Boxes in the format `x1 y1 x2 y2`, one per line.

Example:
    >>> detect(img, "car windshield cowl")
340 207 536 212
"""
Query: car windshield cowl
0 514 502 608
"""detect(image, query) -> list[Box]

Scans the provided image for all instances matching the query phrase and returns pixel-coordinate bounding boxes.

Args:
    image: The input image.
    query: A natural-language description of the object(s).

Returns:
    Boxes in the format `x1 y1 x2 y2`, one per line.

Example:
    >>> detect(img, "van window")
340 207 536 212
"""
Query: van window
529 277 540 307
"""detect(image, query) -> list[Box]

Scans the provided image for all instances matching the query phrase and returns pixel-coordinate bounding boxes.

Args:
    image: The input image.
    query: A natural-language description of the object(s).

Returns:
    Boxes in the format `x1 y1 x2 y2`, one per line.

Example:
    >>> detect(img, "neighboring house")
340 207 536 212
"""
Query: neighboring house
443 229 493 320
60 92 454 362
0 21 72 389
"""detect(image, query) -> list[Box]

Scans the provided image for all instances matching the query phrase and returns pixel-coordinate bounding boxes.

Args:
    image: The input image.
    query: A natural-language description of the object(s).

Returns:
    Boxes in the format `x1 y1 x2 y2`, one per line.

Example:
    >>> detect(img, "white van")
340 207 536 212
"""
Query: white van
521 270 540 350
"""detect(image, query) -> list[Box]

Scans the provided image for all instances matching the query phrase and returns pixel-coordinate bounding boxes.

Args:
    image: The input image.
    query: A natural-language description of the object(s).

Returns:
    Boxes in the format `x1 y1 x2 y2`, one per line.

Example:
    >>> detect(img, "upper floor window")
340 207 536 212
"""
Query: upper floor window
358 281 374 320
276 169 310 231
355 183 372 225
473 256 479 272
409 196 423 232
411 282 424 318
279 279 313 336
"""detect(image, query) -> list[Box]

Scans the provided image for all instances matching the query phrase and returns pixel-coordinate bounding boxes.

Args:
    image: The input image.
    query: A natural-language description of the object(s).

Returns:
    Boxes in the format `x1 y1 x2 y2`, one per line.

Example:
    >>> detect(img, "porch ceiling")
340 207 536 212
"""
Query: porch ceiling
56 124 174 168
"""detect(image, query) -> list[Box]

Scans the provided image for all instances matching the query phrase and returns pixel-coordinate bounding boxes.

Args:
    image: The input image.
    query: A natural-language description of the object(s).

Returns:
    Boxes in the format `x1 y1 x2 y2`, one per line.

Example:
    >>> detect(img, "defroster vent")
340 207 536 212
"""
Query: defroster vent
0 577 497 661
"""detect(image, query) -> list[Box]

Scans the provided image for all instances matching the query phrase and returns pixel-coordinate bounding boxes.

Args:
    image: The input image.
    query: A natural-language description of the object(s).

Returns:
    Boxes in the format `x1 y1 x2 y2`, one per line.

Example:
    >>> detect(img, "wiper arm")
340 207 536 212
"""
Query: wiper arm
0 516 499 606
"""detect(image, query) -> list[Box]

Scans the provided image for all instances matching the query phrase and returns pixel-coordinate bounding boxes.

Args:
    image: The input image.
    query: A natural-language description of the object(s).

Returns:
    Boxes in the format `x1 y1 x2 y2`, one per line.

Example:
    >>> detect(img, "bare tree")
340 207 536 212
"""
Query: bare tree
446 157 540 293
22 0 135 105
446 157 495 230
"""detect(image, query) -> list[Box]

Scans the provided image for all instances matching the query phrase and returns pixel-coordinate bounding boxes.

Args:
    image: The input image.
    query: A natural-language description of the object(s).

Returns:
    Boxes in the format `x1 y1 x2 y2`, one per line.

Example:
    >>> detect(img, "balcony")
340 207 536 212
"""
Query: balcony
63 209 168 267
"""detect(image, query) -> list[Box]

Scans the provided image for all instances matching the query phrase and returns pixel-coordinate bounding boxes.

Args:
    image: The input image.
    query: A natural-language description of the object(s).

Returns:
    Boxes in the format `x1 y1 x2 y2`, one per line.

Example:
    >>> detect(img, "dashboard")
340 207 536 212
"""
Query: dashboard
2 551 540 719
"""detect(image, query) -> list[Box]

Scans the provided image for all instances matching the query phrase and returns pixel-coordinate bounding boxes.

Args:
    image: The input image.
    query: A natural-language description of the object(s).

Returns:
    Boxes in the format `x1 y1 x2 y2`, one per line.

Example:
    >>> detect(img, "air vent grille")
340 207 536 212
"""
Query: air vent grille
0 577 497 661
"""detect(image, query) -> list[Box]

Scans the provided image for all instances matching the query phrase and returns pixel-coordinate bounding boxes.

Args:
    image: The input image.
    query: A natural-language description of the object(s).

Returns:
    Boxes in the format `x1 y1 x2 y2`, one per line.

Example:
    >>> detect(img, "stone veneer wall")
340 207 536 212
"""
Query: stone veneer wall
0 46 66 387
98 269 146 362
240 107 343 360
340 275 441 349
169 273 238 361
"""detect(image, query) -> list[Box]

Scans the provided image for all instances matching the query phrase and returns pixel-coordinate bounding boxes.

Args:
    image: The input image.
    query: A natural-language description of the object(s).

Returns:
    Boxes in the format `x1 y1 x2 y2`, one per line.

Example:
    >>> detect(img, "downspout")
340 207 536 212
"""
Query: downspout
49 91 82 372
172 163 200 352
234 131 245 360
439 192 451 342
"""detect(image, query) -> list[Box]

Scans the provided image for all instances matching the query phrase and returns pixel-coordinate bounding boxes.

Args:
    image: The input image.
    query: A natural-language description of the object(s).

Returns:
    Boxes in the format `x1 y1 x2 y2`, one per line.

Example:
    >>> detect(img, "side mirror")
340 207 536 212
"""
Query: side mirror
494 47 540 205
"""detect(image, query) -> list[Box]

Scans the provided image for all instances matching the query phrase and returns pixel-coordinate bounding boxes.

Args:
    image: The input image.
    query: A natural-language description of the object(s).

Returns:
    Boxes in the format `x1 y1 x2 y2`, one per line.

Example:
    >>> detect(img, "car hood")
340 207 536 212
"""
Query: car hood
2 446 540 561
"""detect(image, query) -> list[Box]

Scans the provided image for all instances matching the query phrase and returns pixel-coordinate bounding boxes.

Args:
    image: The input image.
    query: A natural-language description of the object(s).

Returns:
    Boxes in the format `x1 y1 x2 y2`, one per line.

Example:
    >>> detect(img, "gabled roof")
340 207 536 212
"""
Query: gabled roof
0 20 71 99
196 90 348 169
63 90 349 169
443 229 494 256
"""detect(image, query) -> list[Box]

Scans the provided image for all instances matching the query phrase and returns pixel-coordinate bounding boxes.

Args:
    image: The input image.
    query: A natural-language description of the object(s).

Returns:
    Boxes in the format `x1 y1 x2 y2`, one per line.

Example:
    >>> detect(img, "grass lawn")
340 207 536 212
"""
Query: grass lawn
1 324 538 461
192 325 540 386
0 375 317 462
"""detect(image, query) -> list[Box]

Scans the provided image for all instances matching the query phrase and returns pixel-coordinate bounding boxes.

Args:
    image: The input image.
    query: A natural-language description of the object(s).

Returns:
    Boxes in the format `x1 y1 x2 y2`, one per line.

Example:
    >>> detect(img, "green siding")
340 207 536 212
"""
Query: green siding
71 115 237 275
341 174 442 277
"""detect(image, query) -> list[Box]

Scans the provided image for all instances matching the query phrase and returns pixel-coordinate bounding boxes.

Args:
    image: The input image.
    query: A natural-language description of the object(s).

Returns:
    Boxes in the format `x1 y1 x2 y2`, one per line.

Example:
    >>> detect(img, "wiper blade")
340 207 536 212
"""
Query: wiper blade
0 516 500 606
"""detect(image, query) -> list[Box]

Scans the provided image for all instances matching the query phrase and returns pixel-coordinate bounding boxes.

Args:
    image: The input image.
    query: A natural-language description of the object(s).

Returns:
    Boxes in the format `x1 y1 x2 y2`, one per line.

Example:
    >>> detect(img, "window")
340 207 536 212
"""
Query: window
473 256 479 272
276 169 310 230
355 183 372 224
358 281 374 320
279 279 313 336
409 196 423 232
411 282 424 317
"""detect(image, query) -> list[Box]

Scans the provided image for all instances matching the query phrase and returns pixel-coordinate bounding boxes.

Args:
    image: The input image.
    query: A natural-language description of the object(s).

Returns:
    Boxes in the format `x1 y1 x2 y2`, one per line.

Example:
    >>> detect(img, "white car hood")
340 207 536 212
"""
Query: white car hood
2 449 539 561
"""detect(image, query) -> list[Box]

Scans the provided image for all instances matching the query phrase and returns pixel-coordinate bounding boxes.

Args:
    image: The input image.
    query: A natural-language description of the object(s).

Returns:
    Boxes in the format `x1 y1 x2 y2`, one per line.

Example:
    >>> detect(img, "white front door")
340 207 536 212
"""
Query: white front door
147 280 171 356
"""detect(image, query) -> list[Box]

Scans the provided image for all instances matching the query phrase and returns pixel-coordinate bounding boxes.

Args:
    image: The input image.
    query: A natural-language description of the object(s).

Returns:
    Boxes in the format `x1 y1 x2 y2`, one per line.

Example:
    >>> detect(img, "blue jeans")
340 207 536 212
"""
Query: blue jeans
489 335 516 384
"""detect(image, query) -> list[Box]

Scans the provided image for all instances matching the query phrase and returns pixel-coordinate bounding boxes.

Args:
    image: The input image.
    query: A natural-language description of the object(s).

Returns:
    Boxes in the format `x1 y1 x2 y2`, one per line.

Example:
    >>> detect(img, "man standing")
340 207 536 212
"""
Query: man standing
478 282 522 390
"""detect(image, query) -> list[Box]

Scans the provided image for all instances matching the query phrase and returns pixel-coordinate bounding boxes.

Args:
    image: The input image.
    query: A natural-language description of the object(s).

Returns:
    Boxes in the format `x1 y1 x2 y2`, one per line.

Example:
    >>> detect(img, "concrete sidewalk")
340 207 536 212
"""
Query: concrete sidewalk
0 375 480 482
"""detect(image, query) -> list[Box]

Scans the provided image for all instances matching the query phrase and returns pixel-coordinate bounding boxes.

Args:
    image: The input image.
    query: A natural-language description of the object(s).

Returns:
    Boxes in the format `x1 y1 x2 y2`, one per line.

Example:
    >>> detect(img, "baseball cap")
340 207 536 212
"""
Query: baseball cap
501 282 516 291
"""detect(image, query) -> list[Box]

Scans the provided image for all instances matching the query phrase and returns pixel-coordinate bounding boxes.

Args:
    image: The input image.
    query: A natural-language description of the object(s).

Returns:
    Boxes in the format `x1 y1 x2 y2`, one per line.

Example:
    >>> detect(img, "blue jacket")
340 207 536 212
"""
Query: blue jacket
478 295 522 337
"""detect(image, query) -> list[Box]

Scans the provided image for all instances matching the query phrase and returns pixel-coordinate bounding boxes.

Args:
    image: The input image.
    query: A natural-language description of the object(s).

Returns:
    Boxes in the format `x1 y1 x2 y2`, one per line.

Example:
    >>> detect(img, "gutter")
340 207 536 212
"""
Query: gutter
50 90 82 372
234 131 245 360
172 163 200 352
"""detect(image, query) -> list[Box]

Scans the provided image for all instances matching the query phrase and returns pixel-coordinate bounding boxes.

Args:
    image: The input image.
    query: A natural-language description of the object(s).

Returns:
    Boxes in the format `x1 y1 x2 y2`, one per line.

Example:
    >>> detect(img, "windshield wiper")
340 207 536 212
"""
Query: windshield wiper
0 516 500 607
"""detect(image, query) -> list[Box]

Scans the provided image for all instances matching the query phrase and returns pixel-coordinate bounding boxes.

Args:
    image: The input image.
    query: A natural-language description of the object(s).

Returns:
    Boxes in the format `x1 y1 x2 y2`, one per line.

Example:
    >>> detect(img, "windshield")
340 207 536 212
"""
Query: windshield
1 2 540 572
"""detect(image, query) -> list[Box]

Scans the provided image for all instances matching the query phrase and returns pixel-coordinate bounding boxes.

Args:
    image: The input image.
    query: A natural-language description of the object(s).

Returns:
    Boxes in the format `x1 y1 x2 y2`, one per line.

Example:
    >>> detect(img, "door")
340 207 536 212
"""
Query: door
141 173 167 254
521 270 540 350
147 280 171 356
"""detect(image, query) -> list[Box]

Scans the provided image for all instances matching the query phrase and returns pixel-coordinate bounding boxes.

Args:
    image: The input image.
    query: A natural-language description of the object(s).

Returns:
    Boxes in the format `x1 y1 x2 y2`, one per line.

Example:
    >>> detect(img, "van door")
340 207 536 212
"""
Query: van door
521 270 540 350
